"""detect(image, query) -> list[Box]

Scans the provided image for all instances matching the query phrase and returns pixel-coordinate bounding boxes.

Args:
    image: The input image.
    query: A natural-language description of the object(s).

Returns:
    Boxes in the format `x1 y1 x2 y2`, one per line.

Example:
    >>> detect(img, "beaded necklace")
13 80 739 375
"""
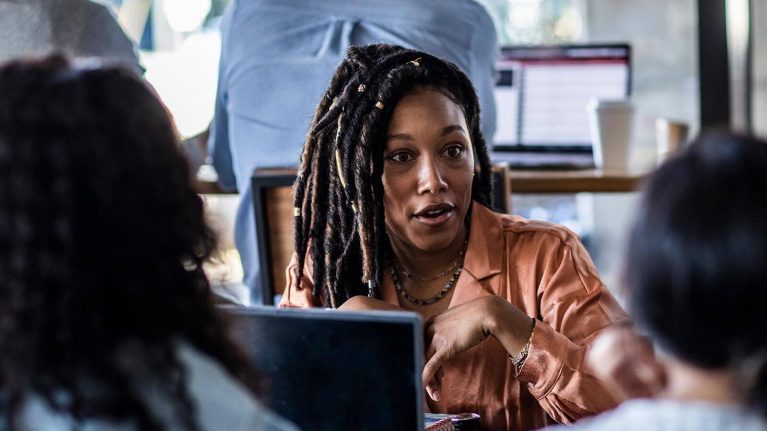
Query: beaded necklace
390 239 467 307
390 228 469 306
390 260 464 306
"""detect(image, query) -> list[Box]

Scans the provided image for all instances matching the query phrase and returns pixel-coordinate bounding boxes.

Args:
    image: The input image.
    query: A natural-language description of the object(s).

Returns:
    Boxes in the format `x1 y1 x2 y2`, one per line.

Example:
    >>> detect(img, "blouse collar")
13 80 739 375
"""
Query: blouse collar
462 201 504 281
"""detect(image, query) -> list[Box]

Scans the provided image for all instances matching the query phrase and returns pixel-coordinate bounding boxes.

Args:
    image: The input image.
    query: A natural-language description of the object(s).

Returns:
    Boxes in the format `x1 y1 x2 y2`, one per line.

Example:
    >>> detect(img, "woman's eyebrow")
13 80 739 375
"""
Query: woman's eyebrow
387 125 467 141
387 132 413 142
441 125 467 136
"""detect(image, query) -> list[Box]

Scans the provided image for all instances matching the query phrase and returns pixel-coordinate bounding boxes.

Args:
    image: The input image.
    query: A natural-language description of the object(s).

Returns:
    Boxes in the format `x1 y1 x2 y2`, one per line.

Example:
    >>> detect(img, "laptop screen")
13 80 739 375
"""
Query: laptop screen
224 306 424 431
493 44 631 152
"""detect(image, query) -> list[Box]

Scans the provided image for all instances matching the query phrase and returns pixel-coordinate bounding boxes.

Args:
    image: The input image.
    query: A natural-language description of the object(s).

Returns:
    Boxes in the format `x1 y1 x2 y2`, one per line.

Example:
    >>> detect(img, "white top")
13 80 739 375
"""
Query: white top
543 398 767 431
15 343 298 431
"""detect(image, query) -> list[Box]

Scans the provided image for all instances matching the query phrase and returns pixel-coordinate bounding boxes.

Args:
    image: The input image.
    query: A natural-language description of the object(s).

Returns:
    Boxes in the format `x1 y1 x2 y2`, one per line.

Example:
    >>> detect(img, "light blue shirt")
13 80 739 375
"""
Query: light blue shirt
208 0 497 300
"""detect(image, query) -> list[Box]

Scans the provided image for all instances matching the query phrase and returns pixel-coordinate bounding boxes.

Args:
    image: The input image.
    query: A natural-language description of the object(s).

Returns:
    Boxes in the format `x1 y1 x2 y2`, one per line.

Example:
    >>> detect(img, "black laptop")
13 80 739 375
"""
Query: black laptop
223 306 424 431
491 43 632 169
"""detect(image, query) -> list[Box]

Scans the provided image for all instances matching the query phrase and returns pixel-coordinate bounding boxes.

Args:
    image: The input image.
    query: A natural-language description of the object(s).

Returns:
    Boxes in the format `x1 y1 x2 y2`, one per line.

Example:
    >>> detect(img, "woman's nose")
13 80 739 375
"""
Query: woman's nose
417 158 448 195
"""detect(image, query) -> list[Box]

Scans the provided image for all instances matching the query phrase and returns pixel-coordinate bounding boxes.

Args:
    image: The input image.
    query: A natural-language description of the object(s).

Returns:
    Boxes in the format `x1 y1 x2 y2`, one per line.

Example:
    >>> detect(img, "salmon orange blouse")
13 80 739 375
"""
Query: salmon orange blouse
280 202 629 430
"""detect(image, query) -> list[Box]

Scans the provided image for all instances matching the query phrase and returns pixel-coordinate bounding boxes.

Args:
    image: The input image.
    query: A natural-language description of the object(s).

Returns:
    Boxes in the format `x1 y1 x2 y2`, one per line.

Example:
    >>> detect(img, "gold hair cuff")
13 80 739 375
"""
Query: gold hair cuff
408 57 422 66
375 101 384 110
293 207 301 217
357 84 366 93
335 148 348 190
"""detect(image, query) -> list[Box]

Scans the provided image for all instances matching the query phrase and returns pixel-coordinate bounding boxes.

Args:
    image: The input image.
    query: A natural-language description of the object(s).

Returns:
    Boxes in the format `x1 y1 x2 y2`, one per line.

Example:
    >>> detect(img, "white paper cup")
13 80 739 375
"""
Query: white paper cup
587 99 635 171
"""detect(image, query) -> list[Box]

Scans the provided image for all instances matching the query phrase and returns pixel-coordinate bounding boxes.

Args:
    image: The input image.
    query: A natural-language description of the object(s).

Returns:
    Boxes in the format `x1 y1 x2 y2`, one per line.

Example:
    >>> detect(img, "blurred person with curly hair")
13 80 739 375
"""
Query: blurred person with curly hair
0 55 295 431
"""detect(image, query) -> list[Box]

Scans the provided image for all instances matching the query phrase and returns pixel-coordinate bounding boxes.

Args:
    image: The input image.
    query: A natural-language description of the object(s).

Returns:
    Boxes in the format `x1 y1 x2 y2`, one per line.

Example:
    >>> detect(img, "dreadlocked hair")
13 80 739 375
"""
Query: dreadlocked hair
0 55 260 430
292 44 494 308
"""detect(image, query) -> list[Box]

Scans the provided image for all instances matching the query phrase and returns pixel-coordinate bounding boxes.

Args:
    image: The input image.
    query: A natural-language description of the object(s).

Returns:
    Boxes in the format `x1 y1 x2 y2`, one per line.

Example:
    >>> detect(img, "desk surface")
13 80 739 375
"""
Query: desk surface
196 168 647 195
509 169 646 194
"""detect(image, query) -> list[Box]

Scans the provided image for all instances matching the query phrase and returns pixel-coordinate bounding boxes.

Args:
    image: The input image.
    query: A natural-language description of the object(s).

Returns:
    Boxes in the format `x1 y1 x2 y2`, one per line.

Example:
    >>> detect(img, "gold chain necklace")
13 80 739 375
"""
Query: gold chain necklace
390 258 464 306
391 232 469 282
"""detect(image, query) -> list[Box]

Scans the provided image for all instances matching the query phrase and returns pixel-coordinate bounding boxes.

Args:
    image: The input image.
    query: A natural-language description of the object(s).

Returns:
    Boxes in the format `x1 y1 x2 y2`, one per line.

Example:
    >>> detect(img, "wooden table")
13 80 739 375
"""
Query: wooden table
509 169 646 194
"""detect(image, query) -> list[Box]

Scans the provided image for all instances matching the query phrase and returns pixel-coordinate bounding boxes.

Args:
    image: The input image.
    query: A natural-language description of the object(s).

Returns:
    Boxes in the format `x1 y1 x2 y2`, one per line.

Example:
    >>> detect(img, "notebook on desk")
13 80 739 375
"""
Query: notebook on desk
491 44 632 169
223 306 428 431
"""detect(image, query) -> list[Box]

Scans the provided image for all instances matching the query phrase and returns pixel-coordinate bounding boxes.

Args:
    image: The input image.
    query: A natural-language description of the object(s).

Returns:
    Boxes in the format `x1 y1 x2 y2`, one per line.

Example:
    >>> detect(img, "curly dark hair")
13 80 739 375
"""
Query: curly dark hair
0 55 258 430
292 44 493 307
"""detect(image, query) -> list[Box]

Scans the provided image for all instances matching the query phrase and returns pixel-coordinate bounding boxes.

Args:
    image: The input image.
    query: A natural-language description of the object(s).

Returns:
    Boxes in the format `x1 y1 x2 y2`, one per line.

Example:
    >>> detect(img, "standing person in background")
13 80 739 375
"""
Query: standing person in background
0 0 141 75
546 132 767 431
208 0 497 303
281 44 628 430
0 55 295 431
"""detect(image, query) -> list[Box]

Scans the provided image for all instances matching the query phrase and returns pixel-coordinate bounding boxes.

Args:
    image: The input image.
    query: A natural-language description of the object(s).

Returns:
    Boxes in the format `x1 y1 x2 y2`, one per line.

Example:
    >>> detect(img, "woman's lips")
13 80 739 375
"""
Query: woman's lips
413 206 454 227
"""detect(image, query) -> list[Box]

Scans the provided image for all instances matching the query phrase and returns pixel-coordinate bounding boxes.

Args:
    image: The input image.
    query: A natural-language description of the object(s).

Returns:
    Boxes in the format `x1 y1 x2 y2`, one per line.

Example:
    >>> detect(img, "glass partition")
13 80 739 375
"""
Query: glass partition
479 1 699 291
481 0 699 168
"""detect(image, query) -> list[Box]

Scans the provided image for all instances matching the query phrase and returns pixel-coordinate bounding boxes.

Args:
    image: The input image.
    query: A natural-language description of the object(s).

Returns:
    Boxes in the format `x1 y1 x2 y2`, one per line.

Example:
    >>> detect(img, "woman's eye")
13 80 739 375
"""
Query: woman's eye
389 152 414 163
443 145 464 158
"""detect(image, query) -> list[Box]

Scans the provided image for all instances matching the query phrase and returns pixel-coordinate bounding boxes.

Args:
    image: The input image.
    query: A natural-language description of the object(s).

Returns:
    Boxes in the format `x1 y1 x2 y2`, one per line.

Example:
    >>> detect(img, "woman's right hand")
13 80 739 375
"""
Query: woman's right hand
422 296 533 402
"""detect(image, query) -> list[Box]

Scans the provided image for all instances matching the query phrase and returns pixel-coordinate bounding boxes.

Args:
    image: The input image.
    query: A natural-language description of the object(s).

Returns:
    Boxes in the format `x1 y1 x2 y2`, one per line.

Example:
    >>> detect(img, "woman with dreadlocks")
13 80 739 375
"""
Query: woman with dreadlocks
280 44 629 430
0 55 296 431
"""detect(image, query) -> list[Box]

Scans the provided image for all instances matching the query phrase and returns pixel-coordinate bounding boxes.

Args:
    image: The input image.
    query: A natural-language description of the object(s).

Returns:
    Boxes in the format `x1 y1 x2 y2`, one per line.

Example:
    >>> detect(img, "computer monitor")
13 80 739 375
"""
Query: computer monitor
223 306 424 431
492 44 631 166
